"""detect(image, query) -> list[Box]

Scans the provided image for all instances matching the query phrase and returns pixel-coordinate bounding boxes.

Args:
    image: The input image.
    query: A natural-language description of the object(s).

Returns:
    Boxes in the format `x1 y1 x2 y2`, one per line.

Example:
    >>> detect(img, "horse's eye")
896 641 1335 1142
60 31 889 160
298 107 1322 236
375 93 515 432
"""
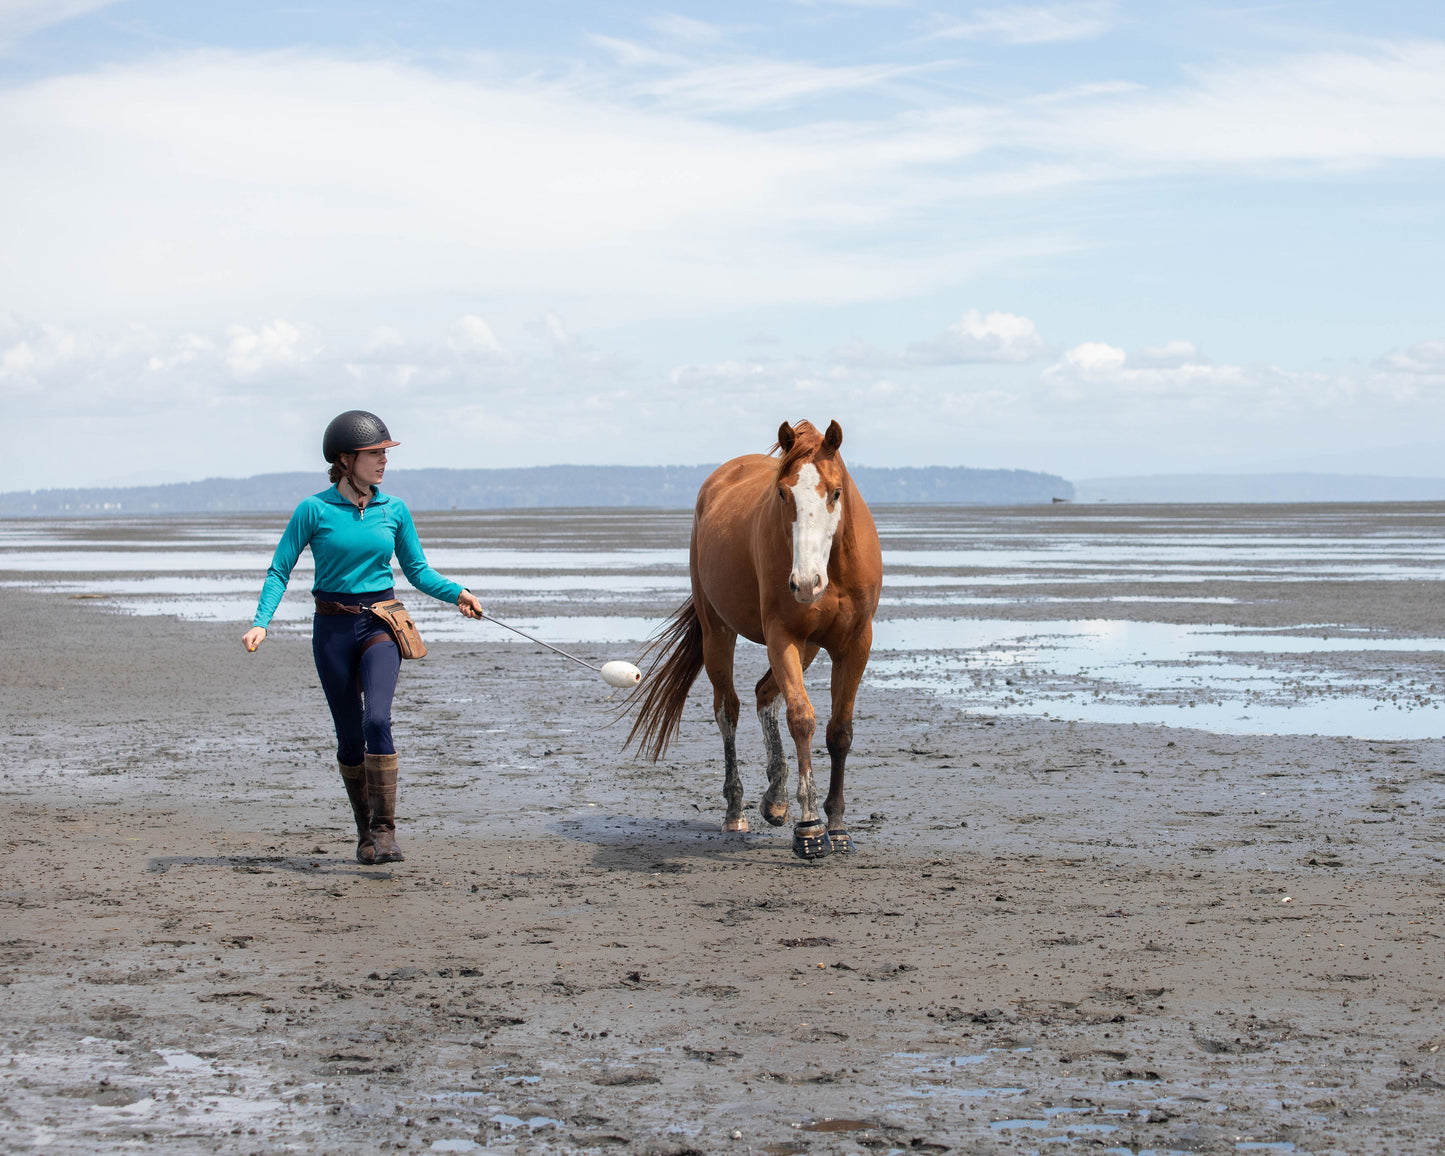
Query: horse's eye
778 487 786 501
832 489 841 503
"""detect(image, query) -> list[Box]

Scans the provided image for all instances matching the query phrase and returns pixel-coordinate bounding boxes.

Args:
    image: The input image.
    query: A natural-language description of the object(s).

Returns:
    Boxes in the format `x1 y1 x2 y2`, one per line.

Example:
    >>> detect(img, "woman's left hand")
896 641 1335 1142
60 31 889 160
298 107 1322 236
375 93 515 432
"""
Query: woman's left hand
457 590 486 619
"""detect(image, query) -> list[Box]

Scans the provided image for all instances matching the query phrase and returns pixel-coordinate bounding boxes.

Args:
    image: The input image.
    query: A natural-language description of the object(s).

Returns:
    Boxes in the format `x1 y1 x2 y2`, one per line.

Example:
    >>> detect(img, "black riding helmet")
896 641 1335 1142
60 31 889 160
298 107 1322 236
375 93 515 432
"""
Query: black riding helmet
323 410 400 463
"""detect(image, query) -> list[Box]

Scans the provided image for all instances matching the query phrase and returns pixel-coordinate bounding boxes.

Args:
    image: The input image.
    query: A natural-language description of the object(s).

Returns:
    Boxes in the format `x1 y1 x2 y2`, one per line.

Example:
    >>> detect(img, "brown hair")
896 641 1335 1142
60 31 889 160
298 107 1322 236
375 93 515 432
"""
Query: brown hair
328 453 352 485
772 420 822 479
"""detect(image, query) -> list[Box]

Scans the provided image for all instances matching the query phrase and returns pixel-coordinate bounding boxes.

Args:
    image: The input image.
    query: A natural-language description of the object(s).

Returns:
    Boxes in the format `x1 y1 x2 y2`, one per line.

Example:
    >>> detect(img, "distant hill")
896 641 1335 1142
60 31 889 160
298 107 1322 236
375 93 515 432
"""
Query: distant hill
0 464 1073 516
1076 473 1445 504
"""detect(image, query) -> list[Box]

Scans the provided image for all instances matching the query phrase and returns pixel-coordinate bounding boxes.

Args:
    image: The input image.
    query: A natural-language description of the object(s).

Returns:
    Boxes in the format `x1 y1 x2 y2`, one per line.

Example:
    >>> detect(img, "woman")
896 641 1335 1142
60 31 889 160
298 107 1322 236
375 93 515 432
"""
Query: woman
242 410 484 865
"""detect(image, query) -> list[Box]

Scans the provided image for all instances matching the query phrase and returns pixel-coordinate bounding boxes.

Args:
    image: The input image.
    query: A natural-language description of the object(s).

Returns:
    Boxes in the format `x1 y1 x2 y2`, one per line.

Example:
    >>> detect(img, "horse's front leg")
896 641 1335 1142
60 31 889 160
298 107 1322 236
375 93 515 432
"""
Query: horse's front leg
764 635 829 859
823 626 871 854
755 643 820 830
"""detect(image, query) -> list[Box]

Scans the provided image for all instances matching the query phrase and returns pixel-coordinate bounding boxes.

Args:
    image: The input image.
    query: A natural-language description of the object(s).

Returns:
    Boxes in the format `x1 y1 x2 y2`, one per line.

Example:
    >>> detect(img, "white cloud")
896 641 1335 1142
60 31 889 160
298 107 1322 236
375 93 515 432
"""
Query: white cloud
0 314 489 422
588 33 684 69
1044 340 1278 402
1040 332 1445 413
663 351 1024 451
931 2 1119 45
5 309 1445 487
0 0 117 47
0 317 222 416
1134 339 1205 368
0 52 997 325
1379 340 1445 376
4 40 1445 334
1039 336 1445 409
224 320 317 380
0 319 78 396
542 313 576 351
615 56 926 114
1038 43 1445 168
905 309 1046 364
645 14 728 44
362 326 407 356
448 315 505 359
790 0 913 8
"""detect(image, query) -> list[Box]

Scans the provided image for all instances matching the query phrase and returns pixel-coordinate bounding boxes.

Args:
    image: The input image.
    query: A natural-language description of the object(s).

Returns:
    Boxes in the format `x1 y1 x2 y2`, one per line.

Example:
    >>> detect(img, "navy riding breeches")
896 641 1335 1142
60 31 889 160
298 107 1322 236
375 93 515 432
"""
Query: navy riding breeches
312 589 401 765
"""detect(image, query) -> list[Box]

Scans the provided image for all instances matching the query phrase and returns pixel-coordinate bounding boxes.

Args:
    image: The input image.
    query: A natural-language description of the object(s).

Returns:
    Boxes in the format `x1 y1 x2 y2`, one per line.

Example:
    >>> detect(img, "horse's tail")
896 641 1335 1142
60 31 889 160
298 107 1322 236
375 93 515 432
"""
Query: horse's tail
623 598 705 762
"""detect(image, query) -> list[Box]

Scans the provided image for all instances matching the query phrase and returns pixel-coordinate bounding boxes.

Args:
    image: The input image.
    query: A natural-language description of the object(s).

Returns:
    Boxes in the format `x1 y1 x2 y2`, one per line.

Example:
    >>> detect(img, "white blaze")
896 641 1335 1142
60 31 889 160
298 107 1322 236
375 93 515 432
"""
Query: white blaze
788 462 841 604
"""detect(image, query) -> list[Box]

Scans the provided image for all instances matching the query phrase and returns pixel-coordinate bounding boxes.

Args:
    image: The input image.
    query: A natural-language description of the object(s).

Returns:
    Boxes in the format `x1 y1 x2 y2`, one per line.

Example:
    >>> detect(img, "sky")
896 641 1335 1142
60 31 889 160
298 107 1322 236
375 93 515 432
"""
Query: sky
2 0 1444 489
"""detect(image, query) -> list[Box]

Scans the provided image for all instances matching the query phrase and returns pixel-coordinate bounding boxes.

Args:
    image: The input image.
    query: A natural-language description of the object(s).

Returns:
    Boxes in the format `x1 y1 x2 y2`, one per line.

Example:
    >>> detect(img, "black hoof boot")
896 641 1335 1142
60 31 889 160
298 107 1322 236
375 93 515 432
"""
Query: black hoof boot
792 820 832 860
826 829 855 854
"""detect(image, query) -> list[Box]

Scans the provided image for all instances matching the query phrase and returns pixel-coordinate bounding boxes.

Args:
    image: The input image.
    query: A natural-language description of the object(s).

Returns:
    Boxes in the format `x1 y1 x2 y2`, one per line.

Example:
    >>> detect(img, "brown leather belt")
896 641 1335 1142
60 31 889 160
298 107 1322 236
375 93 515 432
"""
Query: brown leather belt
315 598 368 615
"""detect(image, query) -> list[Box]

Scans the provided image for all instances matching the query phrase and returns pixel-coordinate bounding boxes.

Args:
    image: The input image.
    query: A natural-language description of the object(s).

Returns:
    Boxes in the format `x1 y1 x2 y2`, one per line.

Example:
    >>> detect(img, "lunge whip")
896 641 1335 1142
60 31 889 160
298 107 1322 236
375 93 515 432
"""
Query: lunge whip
482 614 642 687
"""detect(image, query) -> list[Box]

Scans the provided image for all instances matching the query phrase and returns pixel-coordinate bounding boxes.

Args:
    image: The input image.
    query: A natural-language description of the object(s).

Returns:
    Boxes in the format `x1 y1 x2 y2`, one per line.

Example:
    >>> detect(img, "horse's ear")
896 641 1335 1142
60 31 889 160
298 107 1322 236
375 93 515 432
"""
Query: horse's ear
822 420 843 455
777 421 796 453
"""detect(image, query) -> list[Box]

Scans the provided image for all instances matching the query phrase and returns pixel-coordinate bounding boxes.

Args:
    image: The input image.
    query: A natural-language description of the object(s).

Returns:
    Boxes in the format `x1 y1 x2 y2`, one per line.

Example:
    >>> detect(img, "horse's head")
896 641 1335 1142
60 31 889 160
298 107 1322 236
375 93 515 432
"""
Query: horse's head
774 419 846 605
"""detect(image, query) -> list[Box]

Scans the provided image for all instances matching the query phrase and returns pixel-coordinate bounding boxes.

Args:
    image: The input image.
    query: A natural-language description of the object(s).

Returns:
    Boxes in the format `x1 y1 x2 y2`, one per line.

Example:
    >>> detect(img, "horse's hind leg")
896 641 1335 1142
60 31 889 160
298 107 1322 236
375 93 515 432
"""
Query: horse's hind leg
700 615 745 832
755 643 818 828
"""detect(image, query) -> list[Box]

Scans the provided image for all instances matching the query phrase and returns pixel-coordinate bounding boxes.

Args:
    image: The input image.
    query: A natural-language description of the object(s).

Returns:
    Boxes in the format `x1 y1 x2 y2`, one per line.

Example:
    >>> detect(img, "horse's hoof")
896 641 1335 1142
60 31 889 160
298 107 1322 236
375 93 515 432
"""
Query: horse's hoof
760 803 789 827
826 829 854 854
723 817 749 833
792 821 832 860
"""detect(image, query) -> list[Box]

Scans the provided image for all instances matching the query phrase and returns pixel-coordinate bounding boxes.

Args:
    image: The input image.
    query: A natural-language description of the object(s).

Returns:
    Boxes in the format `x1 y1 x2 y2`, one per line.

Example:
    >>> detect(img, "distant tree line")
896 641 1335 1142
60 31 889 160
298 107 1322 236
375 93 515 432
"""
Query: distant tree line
0 464 1073 516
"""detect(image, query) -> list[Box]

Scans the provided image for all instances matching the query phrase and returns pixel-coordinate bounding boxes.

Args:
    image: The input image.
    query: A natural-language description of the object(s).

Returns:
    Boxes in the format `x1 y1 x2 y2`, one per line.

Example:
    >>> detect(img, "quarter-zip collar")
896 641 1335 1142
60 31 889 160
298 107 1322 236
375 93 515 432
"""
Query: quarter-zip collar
321 484 392 509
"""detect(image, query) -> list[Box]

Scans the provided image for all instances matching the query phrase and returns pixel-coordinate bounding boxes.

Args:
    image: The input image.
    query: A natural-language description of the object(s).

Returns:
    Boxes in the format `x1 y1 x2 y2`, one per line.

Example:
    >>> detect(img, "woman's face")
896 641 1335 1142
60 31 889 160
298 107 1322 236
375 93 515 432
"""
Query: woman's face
348 447 388 487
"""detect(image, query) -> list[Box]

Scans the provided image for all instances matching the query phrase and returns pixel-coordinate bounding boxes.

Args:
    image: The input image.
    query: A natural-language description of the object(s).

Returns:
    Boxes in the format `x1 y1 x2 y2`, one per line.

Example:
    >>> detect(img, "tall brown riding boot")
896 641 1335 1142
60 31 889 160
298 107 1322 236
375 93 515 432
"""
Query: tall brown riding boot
365 753 405 863
339 761 374 865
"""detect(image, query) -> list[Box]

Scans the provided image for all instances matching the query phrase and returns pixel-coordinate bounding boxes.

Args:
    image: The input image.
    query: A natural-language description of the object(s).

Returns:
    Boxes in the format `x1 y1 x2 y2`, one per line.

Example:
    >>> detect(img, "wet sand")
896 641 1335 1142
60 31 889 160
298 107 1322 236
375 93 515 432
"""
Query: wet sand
4 508 1445 1155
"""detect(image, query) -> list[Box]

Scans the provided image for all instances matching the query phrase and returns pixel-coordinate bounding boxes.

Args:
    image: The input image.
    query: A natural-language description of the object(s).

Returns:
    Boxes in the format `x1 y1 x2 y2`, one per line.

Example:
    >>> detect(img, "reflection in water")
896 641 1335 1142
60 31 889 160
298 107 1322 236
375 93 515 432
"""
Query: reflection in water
870 619 1445 740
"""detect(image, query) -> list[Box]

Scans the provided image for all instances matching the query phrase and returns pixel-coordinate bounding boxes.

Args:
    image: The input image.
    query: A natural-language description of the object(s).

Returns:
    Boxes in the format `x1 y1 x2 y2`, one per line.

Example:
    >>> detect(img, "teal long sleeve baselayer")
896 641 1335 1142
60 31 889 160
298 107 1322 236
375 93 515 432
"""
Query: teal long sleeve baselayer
252 487 463 628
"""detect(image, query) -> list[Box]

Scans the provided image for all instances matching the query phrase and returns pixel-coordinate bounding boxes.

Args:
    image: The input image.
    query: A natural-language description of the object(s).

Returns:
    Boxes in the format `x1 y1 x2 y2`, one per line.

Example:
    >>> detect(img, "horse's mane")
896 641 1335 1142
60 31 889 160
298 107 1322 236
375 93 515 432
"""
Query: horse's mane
770 420 828 479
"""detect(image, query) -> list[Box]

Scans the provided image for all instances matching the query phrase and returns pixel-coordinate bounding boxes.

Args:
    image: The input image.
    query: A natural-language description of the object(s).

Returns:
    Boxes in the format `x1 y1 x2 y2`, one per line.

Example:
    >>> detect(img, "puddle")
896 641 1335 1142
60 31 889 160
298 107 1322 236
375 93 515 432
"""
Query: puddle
956 1087 1027 1097
869 617 1445 739
0 550 301 573
872 617 1445 656
489 1112 566 1130
990 1116 1119 1135
911 1048 1032 1072
801 1118 874 1132
153 1049 213 1073
7 1035 294 1147
1101 1150 1197 1156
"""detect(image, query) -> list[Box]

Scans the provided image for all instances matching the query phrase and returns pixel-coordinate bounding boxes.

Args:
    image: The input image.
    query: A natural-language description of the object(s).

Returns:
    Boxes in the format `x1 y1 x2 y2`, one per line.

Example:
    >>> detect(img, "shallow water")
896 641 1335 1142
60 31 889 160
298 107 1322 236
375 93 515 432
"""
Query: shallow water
5 506 1445 739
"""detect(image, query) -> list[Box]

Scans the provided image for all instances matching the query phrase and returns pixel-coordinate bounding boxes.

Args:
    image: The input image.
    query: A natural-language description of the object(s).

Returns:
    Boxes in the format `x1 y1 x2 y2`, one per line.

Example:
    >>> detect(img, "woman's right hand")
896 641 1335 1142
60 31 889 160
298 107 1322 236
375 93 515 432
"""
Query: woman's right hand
242 627 267 652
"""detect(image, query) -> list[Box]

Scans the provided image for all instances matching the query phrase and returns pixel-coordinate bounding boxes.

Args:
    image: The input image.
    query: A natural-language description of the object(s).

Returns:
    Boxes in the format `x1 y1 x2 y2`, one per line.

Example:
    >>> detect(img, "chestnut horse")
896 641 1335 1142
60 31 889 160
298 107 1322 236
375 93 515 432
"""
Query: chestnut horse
626 419 882 859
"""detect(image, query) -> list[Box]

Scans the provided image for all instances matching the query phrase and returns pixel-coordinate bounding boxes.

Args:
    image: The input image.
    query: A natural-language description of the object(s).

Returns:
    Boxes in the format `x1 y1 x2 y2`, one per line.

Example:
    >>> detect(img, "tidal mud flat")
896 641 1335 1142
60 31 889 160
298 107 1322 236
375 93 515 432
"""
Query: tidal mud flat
3 504 1445 1155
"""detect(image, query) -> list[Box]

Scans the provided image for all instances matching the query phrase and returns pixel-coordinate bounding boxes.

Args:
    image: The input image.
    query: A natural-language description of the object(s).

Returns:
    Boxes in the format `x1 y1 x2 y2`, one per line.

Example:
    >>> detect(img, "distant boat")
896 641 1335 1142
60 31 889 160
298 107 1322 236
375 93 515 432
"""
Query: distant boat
1052 496 1071 503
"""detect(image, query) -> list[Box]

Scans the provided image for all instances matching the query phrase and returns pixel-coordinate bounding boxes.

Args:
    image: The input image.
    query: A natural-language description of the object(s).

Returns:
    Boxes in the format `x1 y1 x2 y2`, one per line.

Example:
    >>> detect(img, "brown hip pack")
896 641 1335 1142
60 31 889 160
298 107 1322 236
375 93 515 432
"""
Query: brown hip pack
315 597 428 660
